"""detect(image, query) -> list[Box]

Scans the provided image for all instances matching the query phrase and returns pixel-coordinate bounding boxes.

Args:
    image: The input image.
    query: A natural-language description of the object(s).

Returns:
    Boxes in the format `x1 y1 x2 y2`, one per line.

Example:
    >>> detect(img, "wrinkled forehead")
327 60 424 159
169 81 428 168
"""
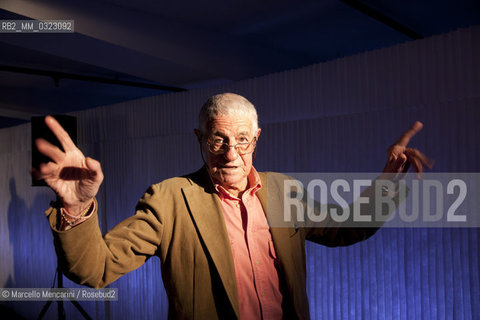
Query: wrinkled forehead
205 115 255 137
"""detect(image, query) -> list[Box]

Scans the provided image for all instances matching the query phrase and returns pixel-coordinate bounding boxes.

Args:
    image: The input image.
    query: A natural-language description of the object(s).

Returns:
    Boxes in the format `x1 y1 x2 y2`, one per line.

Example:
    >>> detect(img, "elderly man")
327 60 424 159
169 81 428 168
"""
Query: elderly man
36 93 430 319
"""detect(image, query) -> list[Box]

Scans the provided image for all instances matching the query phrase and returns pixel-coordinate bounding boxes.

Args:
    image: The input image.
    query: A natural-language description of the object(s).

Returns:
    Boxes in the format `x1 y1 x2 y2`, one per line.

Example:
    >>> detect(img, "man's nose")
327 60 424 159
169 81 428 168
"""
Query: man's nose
223 145 239 161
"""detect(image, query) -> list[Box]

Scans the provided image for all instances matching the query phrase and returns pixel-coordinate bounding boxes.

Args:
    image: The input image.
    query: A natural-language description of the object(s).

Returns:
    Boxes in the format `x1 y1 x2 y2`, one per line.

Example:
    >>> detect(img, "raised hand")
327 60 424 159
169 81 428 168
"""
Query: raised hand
33 116 104 216
383 121 433 176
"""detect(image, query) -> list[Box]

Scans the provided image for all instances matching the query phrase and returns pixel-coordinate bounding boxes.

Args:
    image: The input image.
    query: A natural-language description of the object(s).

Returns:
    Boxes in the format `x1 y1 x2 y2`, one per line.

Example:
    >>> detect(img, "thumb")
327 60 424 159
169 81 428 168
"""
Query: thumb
85 157 104 182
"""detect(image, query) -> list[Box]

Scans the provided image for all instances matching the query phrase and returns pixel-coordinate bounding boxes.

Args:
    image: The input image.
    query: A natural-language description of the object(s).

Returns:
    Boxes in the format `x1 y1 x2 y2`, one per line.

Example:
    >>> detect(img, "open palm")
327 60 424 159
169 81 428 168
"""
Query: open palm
34 116 103 215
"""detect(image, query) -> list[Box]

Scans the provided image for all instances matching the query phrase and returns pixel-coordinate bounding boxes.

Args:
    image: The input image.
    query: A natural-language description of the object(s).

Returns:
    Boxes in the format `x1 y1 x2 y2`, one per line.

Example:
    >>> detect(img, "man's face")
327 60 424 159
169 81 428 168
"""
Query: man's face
195 115 260 193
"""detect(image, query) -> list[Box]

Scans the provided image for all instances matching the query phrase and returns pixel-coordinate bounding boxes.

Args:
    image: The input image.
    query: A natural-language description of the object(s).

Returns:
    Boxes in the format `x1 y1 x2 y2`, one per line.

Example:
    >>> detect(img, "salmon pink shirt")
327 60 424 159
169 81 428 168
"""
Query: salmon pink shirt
214 167 283 320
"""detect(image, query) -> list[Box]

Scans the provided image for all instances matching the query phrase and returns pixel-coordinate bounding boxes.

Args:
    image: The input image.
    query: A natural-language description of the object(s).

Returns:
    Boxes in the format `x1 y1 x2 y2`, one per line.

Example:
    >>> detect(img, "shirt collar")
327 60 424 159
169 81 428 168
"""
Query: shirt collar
212 166 262 200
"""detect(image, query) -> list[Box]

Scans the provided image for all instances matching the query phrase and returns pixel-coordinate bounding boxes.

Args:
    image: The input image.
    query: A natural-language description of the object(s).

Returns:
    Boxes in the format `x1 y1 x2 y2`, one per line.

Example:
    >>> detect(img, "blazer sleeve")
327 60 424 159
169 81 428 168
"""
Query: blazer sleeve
45 185 164 289
303 179 408 247
263 171 407 247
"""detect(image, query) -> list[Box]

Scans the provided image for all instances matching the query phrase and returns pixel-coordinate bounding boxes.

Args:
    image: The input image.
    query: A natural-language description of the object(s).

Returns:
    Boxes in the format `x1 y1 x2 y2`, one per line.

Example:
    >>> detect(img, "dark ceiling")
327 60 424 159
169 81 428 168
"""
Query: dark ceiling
0 0 479 128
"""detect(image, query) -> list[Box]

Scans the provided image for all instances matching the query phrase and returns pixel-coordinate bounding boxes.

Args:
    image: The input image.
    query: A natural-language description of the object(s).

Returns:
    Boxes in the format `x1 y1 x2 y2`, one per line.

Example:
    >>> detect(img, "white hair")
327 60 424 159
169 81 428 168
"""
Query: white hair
198 93 259 135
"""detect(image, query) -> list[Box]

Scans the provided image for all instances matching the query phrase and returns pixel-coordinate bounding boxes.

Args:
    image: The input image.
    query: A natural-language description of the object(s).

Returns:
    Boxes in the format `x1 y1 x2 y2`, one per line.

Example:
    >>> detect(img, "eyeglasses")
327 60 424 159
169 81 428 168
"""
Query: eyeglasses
206 137 257 155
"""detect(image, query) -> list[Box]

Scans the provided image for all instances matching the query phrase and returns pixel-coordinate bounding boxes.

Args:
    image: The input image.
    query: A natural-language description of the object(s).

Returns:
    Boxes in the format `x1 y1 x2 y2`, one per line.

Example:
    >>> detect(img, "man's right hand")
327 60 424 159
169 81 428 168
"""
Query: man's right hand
33 115 104 216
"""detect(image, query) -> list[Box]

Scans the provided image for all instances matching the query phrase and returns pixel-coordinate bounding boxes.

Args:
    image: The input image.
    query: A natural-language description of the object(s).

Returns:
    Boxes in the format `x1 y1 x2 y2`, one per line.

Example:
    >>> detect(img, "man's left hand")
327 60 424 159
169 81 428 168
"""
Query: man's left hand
383 121 433 175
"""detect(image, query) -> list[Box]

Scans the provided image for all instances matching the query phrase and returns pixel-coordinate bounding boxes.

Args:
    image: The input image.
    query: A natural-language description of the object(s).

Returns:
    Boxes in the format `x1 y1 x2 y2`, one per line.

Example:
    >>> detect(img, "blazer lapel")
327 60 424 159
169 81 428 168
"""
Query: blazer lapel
182 169 240 318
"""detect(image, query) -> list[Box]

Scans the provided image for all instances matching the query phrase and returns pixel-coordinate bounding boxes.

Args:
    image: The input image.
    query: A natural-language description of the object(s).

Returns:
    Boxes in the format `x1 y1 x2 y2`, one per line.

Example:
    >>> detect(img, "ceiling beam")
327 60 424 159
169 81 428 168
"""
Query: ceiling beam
0 65 187 91
0 0 296 83
0 34 210 85
0 103 36 120
339 0 423 40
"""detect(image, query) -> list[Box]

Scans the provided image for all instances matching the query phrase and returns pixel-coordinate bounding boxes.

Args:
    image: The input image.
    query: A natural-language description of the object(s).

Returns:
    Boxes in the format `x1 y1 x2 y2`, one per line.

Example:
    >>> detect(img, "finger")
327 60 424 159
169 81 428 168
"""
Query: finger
85 157 104 182
411 157 422 174
401 160 411 173
419 151 434 169
35 138 65 163
388 153 396 164
387 146 399 163
38 161 58 176
395 121 423 147
393 153 407 171
405 148 434 169
32 162 58 182
405 149 427 178
394 161 411 181
44 115 77 152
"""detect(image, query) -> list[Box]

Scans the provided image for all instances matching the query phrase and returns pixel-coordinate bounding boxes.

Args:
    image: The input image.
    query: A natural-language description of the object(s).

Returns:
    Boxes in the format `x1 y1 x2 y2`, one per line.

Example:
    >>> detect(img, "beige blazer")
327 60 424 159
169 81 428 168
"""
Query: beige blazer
46 167 382 319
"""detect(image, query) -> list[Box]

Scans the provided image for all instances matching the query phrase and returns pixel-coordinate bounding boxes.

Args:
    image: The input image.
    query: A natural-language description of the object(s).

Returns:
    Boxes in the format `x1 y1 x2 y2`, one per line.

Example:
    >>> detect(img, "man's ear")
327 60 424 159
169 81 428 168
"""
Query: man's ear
256 128 261 140
194 129 202 144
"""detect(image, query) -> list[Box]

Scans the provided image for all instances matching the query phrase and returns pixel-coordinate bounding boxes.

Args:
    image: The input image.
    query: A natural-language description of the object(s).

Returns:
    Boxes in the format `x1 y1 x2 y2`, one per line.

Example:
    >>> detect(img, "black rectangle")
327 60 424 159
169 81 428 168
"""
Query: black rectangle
31 115 77 187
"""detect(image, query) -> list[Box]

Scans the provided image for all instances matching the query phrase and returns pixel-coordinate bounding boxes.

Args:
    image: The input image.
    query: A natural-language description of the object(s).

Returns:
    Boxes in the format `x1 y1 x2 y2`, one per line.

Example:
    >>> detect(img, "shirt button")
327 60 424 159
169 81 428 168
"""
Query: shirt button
255 260 260 265
261 291 265 297
236 203 240 208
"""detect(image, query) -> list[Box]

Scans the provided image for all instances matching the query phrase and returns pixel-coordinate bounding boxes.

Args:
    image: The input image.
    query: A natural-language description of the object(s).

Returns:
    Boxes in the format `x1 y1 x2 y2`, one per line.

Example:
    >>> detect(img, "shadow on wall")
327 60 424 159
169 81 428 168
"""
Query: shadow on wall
1 178 58 319
5 178 26 288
